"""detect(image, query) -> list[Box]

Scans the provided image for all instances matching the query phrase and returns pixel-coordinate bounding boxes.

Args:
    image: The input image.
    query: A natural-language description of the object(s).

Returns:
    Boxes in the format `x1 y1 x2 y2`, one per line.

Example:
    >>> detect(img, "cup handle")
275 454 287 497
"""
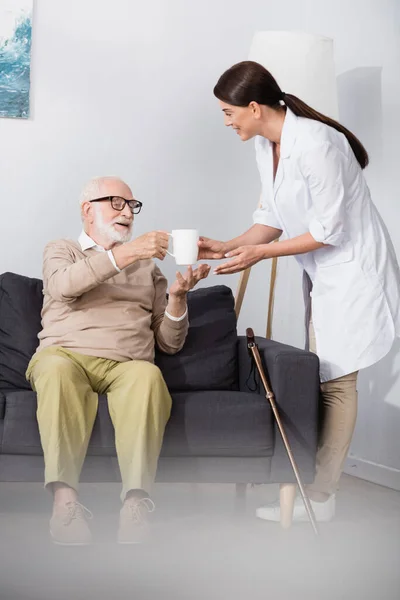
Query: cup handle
166 233 174 257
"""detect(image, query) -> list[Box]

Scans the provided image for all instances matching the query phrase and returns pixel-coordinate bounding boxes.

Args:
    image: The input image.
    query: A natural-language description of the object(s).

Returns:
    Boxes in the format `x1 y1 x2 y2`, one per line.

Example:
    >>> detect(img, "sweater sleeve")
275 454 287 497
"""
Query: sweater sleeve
151 265 189 355
43 240 119 303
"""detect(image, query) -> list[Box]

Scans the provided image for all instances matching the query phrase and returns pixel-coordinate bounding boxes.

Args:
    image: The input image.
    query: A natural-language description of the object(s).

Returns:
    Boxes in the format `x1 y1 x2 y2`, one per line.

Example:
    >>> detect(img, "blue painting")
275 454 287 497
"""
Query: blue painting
0 0 33 119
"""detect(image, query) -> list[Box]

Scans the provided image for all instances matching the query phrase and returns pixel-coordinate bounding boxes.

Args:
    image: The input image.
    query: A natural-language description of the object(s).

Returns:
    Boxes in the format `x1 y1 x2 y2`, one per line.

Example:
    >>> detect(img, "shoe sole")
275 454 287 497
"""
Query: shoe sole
256 511 334 523
51 539 92 546
256 510 280 522
117 540 142 545
50 532 92 546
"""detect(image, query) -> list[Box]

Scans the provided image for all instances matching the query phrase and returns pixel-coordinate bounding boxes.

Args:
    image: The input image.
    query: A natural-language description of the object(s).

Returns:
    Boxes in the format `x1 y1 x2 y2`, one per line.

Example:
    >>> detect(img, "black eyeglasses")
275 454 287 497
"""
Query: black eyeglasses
89 196 143 214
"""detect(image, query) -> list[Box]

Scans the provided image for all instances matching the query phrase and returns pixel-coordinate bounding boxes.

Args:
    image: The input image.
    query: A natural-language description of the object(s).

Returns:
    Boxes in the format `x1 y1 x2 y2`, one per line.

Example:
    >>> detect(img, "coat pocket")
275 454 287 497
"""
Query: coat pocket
314 242 354 268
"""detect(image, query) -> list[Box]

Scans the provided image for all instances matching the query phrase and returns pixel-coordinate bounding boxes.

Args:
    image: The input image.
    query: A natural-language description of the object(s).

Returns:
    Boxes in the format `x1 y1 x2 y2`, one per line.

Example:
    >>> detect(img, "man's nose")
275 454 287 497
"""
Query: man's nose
121 203 133 219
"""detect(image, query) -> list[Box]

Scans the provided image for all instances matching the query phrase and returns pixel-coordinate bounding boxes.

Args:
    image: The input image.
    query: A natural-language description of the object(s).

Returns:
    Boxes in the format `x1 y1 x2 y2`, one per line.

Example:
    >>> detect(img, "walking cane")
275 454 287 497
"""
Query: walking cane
246 328 319 536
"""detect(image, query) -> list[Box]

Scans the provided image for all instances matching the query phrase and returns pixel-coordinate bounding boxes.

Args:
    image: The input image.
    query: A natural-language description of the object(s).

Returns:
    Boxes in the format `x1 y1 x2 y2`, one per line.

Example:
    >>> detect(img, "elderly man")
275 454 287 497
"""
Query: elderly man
26 176 210 545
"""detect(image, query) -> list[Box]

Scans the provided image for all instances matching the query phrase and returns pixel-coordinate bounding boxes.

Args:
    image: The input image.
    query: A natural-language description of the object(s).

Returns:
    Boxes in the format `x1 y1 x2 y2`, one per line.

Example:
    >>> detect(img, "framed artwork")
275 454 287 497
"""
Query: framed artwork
0 0 33 119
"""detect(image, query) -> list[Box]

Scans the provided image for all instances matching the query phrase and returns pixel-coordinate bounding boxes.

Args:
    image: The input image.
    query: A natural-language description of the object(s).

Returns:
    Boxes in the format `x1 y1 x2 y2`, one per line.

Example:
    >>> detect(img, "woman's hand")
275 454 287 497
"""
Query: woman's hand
197 237 227 260
214 245 268 275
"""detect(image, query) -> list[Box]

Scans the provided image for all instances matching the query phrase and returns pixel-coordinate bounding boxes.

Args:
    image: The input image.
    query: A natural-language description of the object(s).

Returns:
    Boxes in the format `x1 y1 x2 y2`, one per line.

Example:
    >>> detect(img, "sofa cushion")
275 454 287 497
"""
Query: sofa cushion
1 389 273 459
0 273 43 391
162 390 273 457
156 285 239 391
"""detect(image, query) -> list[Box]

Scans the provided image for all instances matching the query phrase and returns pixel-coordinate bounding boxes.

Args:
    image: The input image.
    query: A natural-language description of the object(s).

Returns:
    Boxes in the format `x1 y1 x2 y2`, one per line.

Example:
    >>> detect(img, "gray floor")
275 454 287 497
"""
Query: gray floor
0 474 399 600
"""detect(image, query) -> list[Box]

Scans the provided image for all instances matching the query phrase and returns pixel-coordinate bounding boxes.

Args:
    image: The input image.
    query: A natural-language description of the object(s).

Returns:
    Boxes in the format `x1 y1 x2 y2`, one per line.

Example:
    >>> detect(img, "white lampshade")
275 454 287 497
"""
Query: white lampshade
249 31 339 119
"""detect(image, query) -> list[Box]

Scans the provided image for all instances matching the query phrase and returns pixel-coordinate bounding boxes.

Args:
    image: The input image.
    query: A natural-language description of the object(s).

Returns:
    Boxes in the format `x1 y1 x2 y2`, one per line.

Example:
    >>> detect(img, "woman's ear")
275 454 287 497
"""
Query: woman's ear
249 101 262 119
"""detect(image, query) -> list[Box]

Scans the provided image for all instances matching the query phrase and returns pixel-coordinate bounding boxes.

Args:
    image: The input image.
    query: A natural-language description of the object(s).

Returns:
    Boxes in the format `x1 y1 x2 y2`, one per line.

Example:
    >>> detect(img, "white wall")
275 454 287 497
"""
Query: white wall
0 0 399 487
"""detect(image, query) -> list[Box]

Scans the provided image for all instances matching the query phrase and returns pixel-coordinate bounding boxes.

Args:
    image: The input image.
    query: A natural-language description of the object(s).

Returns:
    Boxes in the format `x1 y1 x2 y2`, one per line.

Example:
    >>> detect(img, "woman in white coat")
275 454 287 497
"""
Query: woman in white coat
199 61 400 522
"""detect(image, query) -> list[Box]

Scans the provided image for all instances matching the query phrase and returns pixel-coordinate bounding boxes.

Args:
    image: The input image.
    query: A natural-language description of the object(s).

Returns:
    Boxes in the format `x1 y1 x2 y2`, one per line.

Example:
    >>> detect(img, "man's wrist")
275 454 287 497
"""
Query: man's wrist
167 293 187 318
111 243 138 270
168 292 187 304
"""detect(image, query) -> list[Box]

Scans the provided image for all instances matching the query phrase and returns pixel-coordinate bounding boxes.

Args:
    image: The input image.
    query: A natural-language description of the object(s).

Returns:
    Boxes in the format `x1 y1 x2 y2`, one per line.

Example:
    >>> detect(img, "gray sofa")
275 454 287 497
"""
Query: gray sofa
0 272 320 495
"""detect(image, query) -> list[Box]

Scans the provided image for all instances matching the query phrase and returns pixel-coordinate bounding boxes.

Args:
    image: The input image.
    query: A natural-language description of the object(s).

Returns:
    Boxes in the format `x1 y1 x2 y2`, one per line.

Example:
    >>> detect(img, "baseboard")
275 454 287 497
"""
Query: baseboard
344 456 400 491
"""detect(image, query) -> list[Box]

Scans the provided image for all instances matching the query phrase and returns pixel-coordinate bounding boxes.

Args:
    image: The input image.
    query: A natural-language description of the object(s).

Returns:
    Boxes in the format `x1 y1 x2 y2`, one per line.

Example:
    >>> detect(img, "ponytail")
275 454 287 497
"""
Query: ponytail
283 92 368 168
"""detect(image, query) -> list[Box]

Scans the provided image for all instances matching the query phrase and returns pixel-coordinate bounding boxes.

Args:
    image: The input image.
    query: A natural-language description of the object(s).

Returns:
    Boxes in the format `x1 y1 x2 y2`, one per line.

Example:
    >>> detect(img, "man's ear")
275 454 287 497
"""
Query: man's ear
81 202 93 223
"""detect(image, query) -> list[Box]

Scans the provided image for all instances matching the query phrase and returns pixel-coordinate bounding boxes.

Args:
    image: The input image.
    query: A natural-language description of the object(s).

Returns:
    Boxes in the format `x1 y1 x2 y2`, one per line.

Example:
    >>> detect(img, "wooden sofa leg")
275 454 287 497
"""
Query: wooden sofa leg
280 483 296 529
235 483 247 514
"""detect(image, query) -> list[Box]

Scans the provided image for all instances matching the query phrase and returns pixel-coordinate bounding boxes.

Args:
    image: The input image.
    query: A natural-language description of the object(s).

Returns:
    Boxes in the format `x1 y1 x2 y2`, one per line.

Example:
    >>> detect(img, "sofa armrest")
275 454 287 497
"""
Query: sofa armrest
237 336 320 483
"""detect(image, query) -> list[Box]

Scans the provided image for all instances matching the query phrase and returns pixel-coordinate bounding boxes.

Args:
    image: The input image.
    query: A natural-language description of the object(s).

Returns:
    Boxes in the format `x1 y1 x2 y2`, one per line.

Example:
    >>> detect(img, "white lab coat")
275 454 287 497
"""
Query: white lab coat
253 107 400 382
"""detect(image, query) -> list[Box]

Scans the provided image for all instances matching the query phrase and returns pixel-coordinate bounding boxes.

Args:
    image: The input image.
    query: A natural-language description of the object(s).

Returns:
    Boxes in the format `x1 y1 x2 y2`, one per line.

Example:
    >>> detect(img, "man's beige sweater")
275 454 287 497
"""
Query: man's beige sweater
37 239 188 362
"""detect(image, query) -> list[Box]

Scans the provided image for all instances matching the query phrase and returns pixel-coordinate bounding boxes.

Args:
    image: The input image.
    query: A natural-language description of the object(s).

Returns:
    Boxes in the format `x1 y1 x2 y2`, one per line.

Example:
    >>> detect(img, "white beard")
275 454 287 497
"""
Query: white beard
94 207 132 244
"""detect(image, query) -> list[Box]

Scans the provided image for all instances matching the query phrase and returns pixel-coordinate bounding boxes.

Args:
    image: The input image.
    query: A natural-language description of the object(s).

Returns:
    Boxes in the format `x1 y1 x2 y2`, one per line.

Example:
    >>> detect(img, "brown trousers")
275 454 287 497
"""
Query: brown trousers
27 347 172 502
307 320 358 500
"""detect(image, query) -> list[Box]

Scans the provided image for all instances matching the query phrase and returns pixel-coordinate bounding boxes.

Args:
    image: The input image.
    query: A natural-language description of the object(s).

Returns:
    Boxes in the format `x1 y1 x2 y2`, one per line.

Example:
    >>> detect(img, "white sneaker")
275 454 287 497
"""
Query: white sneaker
256 494 335 523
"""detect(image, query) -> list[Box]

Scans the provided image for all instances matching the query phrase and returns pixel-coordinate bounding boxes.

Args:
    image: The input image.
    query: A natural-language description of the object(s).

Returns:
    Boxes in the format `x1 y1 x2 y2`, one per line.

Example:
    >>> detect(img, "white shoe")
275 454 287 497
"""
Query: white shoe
256 494 335 523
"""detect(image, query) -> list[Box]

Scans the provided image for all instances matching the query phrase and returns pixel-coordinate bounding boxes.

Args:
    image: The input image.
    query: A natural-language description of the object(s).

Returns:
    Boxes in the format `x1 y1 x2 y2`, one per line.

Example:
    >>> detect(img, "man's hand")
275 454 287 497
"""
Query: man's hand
128 231 170 260
112 231 170 269
169 264 211 298
214 245 267 275
166 264 211 319
197 237 227 260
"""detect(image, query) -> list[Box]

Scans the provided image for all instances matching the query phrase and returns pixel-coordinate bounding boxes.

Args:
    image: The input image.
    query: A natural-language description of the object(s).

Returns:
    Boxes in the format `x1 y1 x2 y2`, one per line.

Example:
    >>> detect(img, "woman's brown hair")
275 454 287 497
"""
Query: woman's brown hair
214 61 369 169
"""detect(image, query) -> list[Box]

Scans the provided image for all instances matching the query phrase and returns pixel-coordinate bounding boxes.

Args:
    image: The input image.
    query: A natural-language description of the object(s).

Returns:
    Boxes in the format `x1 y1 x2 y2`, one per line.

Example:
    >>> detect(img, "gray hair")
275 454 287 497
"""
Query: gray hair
79 176 125 205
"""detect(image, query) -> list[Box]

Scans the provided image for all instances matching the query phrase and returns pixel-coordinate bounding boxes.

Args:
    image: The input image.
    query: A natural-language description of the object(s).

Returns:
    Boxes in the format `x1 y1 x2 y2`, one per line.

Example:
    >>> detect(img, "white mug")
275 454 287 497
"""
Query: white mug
167 229 199 266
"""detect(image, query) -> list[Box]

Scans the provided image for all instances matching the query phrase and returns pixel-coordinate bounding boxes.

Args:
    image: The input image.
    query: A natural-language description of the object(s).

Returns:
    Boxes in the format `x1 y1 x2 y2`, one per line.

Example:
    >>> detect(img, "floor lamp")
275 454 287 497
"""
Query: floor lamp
235 32 339 338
